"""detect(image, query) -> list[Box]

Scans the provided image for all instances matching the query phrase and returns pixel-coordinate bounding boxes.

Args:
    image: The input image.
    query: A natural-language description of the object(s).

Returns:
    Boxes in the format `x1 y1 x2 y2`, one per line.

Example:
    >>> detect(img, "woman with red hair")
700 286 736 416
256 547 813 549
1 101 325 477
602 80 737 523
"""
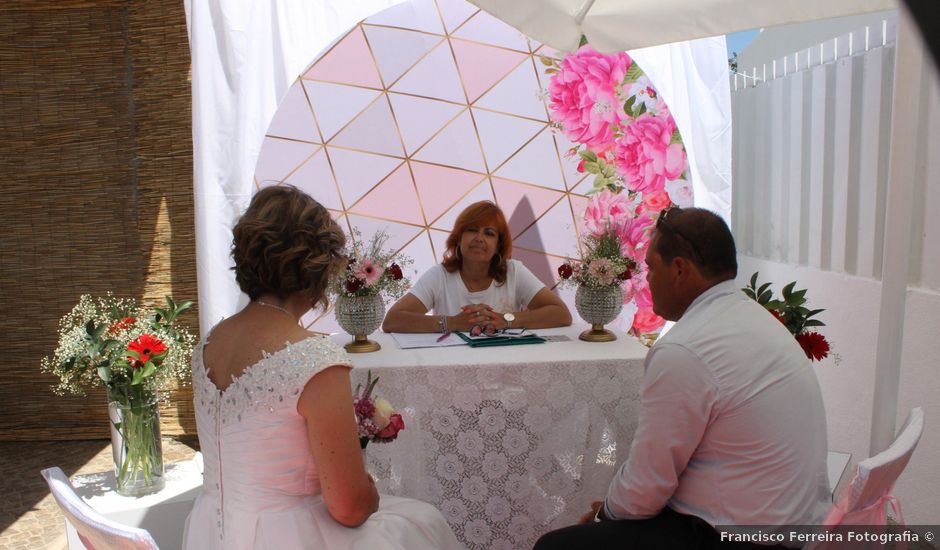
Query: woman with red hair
383 201 571 334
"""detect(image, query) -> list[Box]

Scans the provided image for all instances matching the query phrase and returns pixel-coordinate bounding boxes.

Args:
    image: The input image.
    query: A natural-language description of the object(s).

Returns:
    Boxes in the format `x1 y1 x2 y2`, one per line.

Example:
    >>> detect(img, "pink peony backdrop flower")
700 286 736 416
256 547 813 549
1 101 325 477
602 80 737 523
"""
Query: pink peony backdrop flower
546 44 694 337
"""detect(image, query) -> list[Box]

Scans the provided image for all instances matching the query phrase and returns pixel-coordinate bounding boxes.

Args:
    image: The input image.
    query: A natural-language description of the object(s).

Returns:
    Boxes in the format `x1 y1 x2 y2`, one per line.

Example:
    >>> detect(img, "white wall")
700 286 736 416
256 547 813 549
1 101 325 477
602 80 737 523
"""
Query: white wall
734 259 940 524
731 17 940 523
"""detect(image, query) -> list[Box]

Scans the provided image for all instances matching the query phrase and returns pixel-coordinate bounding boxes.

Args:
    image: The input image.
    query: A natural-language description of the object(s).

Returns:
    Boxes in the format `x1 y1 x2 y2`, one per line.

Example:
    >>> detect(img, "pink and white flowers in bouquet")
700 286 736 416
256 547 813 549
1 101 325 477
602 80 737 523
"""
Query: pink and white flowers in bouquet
335 229 413 301
557 190 667 336
354 370 405 448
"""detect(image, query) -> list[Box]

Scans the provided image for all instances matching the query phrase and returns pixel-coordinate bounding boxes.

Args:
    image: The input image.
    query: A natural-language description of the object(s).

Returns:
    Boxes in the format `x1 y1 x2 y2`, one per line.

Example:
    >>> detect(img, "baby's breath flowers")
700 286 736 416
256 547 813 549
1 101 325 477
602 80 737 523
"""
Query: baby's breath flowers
41 294 195 397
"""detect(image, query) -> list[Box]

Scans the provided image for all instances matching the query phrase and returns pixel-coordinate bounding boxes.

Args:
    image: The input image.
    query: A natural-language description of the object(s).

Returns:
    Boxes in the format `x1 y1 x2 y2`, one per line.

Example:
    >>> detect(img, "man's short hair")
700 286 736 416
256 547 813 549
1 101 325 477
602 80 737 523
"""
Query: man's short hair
654 207 737 280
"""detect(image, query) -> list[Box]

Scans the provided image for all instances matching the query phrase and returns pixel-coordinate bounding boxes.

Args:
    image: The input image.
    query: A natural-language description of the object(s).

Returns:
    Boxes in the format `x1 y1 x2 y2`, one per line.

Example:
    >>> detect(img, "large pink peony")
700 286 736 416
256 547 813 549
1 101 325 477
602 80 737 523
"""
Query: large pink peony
583 189 632 237
614 113 687 195
615 212 653 259
549 46 632 152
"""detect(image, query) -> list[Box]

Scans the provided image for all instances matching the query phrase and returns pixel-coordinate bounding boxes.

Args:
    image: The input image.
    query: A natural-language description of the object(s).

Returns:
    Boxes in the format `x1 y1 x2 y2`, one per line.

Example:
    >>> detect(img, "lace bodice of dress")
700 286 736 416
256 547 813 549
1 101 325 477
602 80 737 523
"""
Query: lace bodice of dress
192 334 350 425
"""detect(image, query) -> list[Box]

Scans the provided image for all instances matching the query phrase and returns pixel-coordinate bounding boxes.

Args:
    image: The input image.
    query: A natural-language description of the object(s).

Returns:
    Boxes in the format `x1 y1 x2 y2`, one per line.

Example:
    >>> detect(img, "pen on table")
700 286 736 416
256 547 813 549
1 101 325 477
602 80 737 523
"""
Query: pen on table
436 331 452 343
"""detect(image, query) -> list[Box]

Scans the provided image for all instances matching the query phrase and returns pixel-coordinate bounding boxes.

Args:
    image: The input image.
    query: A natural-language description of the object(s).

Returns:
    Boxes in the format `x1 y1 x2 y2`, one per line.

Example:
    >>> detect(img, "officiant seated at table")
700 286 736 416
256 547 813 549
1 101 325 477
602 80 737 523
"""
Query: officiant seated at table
382 200 572 334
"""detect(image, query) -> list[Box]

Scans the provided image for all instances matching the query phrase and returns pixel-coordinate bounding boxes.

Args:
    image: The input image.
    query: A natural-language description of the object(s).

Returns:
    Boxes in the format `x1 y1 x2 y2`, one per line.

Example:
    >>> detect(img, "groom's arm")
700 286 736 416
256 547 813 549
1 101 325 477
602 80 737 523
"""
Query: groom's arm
603 344 716 519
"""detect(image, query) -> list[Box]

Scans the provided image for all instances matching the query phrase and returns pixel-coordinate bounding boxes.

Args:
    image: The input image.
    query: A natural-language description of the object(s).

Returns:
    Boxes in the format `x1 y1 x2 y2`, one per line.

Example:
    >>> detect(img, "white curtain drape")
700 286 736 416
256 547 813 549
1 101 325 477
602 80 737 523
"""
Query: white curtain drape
186 0 401 332
630 36 733 221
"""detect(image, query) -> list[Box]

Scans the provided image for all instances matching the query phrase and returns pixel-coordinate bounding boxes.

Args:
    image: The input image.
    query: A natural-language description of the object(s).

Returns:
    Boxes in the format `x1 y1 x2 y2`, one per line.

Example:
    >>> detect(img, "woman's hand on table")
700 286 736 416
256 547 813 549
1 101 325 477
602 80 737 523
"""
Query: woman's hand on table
459 304 511 331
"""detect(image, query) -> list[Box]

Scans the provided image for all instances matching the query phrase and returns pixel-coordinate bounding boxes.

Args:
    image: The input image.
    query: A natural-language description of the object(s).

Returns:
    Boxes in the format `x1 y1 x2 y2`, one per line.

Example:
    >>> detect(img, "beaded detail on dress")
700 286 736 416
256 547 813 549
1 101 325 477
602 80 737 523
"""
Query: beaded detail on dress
193 335 350 424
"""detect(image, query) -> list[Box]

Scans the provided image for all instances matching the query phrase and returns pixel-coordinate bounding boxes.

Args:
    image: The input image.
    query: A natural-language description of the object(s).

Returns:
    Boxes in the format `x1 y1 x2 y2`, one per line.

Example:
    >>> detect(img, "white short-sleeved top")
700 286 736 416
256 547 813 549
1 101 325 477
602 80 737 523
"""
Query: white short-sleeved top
408 259 544 316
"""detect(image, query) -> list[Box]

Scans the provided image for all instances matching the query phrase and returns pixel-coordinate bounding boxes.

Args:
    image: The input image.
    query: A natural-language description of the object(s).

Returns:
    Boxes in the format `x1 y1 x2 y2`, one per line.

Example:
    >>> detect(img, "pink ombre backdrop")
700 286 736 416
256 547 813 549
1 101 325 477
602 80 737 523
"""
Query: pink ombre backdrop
252 0 688 333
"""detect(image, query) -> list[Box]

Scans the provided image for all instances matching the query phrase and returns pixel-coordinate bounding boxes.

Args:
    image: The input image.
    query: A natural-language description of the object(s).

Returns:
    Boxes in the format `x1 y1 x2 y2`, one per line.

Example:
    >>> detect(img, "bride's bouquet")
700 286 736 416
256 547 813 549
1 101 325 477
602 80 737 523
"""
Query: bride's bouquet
354 370 404 448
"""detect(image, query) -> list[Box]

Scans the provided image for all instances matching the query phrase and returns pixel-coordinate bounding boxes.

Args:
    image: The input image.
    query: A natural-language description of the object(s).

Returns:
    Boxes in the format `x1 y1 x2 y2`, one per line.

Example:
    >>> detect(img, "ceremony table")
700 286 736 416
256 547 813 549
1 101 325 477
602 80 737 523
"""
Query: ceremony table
65 456 203 550
334 325 648 550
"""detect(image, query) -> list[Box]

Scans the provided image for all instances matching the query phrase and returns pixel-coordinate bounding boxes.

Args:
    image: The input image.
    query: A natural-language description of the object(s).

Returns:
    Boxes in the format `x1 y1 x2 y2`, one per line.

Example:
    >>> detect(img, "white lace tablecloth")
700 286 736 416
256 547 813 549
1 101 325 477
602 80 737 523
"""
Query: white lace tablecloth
335 326 648 550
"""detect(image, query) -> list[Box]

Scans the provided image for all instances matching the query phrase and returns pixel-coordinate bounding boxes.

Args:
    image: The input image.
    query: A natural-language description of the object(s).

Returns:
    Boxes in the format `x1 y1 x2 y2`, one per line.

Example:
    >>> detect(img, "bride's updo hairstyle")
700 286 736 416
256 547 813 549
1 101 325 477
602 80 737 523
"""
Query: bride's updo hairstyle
232 185 346 309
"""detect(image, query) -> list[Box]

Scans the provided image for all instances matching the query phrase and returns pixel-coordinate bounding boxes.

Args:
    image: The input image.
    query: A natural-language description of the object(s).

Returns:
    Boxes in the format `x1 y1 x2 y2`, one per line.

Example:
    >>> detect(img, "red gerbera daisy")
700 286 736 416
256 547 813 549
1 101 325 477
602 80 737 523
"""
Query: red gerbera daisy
795 331 830 362
127 334 167 366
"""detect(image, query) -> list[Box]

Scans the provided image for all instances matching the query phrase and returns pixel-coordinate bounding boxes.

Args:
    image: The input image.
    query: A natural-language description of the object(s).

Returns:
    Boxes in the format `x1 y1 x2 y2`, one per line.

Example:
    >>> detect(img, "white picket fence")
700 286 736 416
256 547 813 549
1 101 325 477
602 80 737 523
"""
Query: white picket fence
729 17 940 291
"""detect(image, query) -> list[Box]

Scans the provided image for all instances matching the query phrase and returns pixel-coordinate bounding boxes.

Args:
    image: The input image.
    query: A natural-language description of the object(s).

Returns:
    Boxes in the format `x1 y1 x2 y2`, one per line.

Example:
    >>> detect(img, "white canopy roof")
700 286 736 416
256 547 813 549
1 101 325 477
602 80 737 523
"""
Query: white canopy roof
466 0 896 53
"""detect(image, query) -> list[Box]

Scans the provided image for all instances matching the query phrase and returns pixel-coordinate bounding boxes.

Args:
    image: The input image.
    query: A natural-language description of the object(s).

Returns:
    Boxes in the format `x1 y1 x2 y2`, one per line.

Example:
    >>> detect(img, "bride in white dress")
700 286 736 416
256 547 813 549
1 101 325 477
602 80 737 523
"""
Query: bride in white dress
182 185 462 550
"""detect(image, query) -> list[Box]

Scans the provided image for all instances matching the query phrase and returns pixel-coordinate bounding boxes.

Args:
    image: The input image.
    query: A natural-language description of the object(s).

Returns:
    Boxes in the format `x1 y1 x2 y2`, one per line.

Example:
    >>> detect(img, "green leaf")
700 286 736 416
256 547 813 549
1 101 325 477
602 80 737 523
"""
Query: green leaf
806 308 826 319
637 103 647 116
126 350 141 361
750 272 759 288
757 282 773 296
804 320 825 328
140 362 157 380
742 288 756 300
782 281 797 299
758 290 773 304
624 95 636 116
539 55 555 67
765 299 786 310
131 368 144 385
583 161 599 173
670 129 684 145
579 35 588 48
579 149 598 163
624 62 644 83
97 366 111 383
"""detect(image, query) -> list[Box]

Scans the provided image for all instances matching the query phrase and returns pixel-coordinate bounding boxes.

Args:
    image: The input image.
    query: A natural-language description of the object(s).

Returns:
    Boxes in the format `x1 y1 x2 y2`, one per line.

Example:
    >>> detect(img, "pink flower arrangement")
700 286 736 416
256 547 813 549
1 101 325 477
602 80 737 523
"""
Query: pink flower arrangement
335 229 412 301
544 43 684 339
354 370 405 448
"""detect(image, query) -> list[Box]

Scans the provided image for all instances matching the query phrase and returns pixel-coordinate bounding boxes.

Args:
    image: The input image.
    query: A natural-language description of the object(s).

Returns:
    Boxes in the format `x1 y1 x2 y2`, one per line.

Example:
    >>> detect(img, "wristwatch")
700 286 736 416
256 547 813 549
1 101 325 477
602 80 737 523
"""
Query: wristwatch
503 312 515 329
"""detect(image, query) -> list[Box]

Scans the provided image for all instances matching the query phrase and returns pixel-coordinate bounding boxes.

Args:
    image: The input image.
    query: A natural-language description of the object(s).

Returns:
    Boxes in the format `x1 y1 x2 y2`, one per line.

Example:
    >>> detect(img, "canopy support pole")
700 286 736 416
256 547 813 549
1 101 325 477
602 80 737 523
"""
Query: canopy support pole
869 5 924 455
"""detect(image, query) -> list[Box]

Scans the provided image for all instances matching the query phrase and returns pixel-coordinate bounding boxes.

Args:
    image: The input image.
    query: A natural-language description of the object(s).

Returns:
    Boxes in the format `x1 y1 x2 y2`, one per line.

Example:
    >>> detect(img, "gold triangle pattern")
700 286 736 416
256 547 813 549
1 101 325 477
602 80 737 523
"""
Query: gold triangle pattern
256 0 613 332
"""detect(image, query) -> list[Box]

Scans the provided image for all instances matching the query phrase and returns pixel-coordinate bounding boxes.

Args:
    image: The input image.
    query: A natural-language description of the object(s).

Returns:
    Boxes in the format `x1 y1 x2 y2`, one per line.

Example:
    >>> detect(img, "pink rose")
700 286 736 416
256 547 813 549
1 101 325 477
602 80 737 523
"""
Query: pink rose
615 213 653 259
614 113 687 195
376 413 405 440
632 306 665 334
641 191 672 213
583 189 632 237
549 45 632 151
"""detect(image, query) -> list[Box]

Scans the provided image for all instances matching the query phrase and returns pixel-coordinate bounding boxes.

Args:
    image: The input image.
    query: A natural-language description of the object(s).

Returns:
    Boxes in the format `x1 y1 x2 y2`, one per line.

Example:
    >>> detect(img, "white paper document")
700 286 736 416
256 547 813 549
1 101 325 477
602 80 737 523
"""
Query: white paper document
390 332 467 349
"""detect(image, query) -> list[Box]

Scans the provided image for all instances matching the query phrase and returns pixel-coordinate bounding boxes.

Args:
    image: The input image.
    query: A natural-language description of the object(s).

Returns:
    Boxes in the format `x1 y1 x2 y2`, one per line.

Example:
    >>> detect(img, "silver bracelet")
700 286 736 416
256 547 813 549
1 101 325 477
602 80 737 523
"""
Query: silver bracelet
438 315 448 333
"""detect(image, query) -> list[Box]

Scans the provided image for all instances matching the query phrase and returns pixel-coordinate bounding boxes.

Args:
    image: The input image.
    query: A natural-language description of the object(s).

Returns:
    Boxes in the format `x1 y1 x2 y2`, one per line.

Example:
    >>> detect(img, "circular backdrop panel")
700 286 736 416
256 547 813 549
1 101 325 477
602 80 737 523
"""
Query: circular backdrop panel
253 0 692 333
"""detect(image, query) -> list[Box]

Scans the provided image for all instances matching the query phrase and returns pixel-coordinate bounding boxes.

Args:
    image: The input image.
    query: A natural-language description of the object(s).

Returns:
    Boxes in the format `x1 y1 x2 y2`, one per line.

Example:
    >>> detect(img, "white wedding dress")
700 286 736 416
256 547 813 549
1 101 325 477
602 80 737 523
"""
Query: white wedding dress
182 335 463 550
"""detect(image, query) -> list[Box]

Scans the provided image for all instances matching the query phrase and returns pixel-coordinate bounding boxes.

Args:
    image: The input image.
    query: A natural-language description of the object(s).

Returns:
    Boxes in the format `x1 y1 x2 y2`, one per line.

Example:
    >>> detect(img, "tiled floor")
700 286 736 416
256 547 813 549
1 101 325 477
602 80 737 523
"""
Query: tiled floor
0 438 198 550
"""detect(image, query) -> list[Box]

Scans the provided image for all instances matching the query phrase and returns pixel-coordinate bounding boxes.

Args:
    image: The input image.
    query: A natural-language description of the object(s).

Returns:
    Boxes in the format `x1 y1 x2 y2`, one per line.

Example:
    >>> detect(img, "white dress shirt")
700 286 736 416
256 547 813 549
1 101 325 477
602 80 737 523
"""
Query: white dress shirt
604 280 830 530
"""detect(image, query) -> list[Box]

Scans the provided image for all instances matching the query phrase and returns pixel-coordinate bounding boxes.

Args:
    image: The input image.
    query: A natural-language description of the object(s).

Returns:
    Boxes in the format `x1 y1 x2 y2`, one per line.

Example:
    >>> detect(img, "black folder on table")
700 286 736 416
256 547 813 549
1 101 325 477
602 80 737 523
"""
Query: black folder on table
455 331 546 347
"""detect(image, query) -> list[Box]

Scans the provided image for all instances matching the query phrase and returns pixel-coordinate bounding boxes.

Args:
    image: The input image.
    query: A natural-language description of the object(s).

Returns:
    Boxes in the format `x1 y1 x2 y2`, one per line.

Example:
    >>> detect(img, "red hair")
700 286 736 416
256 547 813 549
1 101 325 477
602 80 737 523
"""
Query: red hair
441 201 512 283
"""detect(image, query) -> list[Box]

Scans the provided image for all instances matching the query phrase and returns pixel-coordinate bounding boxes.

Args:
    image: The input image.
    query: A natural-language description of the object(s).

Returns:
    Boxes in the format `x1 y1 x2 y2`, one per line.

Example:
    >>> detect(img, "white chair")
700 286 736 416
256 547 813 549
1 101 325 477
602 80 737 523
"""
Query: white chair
41 467 160 550
823 407 924 527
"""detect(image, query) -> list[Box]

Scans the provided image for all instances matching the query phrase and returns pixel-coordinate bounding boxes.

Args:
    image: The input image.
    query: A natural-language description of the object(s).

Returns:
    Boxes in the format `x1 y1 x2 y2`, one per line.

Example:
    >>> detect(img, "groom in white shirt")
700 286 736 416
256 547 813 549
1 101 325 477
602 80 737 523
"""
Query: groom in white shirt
535 208 830 550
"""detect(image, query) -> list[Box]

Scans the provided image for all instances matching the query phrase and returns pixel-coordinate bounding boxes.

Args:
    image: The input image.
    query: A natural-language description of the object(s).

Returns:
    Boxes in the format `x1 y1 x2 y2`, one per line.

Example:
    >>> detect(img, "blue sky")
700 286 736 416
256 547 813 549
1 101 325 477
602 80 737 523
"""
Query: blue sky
726 29 760 57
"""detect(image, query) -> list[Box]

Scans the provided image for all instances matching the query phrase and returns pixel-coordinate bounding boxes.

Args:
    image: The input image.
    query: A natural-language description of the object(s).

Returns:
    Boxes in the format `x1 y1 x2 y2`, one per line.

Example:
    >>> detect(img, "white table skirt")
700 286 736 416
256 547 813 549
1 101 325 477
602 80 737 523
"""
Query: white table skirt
334 325 648 550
